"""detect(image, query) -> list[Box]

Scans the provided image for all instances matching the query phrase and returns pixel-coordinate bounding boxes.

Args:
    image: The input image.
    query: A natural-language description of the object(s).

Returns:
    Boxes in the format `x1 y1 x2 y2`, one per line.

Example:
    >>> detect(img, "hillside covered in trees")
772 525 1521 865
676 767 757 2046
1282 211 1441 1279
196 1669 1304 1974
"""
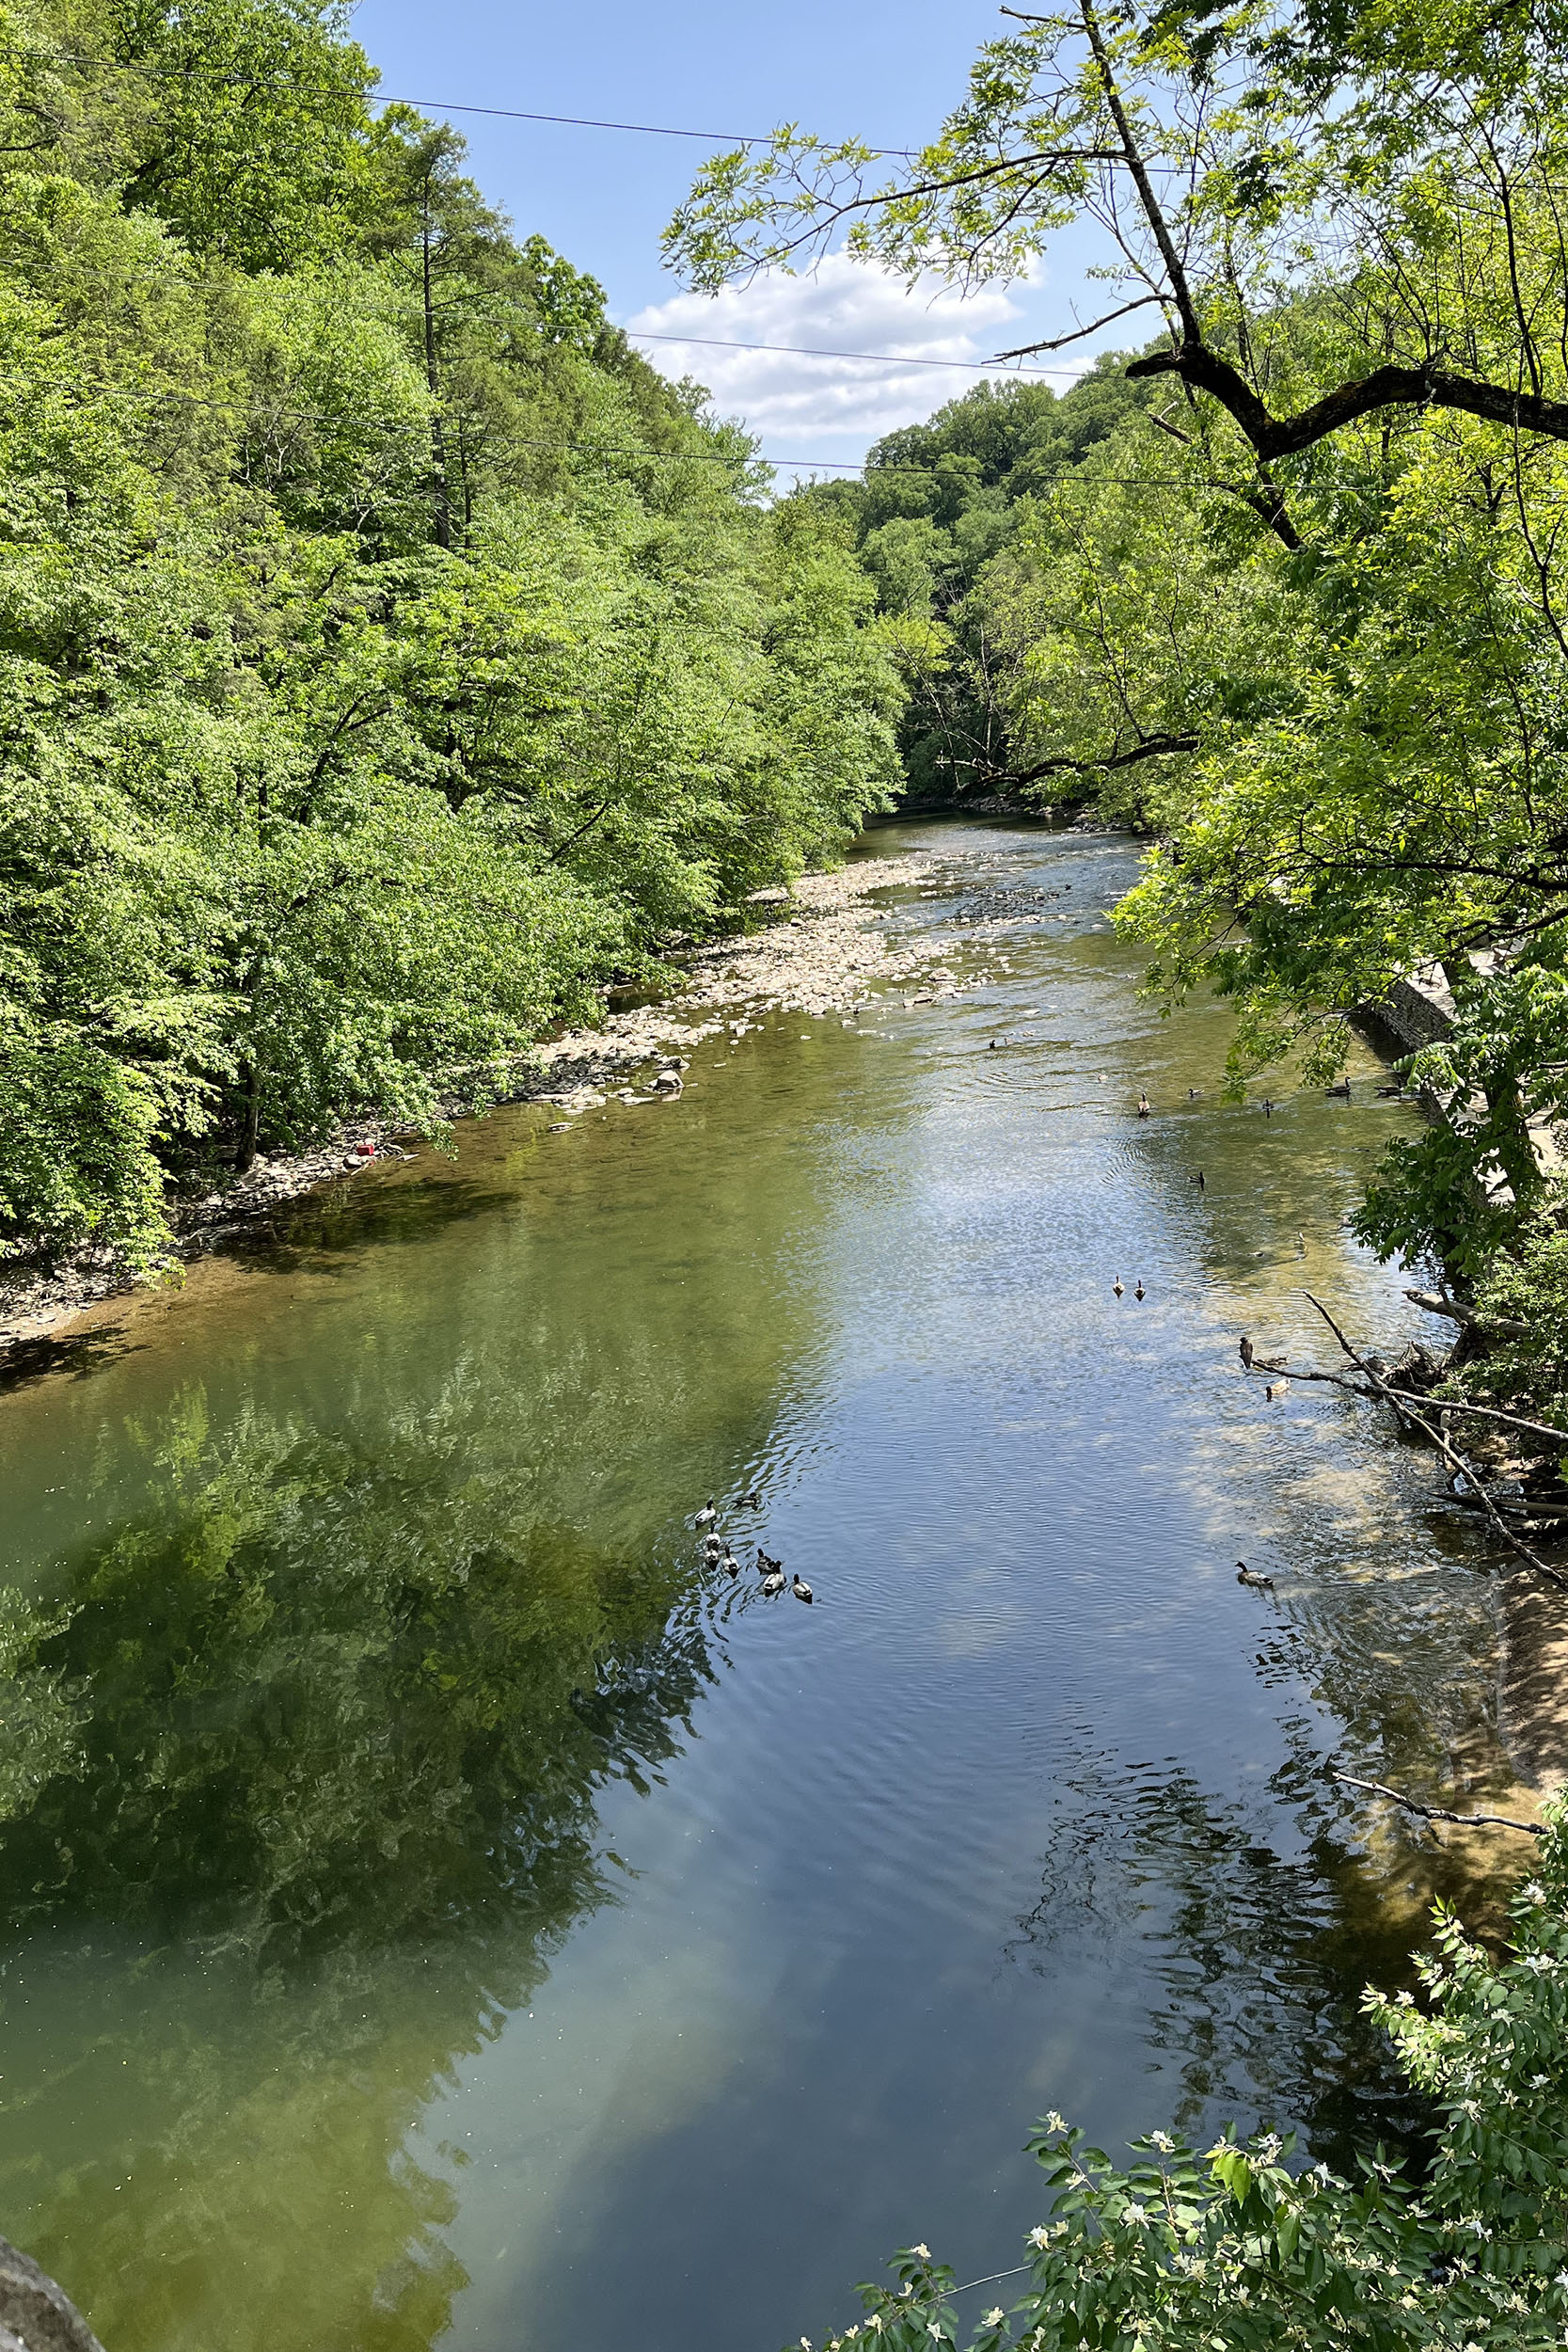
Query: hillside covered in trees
0 0 905 1268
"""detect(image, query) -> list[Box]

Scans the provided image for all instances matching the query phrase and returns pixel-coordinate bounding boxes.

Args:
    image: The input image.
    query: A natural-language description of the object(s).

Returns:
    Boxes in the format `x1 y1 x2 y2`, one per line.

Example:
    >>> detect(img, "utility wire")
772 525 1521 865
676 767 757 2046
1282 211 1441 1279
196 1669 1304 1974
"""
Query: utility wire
626 330 1082 379
31 47 916 152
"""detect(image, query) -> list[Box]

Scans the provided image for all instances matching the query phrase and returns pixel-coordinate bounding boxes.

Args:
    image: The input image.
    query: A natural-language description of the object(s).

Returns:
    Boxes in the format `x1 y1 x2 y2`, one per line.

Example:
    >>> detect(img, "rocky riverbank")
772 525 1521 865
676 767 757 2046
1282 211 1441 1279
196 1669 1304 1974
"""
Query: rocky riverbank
2 854 964 1358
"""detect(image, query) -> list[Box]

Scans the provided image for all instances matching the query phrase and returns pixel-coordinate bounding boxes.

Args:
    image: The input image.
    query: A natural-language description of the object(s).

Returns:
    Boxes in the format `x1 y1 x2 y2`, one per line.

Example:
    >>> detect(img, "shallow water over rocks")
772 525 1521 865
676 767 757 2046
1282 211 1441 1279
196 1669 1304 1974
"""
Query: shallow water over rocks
0 820 1516 2352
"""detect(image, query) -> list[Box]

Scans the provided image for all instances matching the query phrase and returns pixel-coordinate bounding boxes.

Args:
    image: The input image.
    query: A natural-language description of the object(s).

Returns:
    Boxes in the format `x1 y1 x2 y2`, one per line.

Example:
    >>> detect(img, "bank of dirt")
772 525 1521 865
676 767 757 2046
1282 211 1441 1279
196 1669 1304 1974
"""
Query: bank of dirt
2 854 967 1358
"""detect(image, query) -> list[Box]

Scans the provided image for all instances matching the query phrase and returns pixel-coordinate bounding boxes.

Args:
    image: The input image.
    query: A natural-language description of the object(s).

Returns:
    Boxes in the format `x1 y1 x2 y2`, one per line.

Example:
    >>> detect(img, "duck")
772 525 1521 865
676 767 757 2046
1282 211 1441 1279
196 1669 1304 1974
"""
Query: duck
694 1501 719 1529
1236 1561 1275 1591
1375 1081 1404 1099
1137 1092 1151 1119
1191 1169 1206 1189
1265 1379 1291 1401
1133 1280 1146 1300
791 1573 814 1604
1239 1335 1255 1370
1262 1098 1275 1118
1325 1078 1352 1100
1113 1277 1125 1297
720 1549 741 1576
1188 1088 1203 1100
735 1488 762 1510
756 1547 782 1571
761 1567 787 1597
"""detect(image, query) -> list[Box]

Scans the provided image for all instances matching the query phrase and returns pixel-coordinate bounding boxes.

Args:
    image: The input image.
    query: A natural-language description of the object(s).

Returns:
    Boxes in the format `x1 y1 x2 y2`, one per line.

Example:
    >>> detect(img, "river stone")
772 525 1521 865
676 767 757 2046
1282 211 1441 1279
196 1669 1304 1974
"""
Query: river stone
0 2237 107 2352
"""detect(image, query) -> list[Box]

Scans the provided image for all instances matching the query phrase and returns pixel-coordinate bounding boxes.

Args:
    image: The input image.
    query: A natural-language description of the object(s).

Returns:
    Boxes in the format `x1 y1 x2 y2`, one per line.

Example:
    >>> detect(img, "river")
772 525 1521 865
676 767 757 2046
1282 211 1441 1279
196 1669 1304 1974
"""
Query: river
0 819 1517 2352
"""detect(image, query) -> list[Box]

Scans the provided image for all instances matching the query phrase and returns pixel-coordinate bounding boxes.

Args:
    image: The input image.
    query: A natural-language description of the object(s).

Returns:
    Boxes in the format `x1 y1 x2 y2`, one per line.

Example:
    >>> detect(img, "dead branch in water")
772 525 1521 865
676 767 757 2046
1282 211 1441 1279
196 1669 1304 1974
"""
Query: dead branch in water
1335 1772 1545 1836
1301 1290 1568 1592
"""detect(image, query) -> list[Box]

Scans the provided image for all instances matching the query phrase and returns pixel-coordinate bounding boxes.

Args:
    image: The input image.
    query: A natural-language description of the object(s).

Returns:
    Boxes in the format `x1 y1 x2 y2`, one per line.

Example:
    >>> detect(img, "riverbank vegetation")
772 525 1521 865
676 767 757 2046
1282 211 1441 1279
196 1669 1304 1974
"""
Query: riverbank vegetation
0 0 904 1271
670 0 1568 1424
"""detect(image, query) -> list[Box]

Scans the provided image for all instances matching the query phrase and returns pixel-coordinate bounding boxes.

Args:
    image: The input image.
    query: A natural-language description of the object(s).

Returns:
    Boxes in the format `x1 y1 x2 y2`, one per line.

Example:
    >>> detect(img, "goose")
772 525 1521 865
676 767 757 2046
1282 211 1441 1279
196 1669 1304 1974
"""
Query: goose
760 1568 787 1597
1262 1099 1275 1118
1375 1081 1404 1099
1113 1277 1125 1297
1133 1280 1146 1301
791 1573 814 1605
694 1501 719 1529
1191 1169 1206 1189
1325 1078 1352 1100
1137 1092 1151 1119
1240 1335 1255 1369
1236 1561 1275 1591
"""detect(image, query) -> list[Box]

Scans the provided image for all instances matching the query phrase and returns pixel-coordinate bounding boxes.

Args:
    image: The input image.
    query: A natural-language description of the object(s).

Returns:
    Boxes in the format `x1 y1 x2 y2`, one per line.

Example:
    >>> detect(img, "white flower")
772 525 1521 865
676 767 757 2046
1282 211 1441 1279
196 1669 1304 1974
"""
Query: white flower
927 2329 943 2343
1531 2074 1550 2089
1028 2226 1052 2249
1555 2270 1568 2290
1394 1991 1416 2007
983 2310 1006 2328
1043 2111 1067 2134
1521 1883 1546 1904
1150 2130 1175 2153
911 2245 930 2261
1310 2162 1333 2184
866 2319 883 2336
1256 2134 1284 2164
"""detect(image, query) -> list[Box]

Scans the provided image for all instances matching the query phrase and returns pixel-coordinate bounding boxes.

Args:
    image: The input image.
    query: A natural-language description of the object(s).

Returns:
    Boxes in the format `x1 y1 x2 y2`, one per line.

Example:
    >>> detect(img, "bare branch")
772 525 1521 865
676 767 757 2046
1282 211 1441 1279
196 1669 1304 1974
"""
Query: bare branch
1335 1772 1545 1836
993 294 1163 359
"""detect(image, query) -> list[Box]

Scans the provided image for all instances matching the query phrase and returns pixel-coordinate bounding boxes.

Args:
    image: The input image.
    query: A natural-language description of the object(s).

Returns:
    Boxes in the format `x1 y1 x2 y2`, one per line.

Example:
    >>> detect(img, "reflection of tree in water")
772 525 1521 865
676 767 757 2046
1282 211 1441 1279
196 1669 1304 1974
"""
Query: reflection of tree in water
1005 1731 1471 2174
0 1379 716 2352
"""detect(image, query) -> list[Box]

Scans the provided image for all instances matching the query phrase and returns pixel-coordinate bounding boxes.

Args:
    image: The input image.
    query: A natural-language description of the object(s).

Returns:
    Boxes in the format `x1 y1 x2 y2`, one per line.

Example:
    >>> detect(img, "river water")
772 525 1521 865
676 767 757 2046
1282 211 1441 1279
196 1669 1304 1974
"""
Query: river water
0 821 1517 2352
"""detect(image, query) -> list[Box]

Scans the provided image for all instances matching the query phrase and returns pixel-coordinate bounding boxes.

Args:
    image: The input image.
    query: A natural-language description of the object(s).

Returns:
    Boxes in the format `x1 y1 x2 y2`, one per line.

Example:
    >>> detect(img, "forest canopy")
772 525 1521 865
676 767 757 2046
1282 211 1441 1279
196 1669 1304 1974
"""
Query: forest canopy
669 0 1568 1327
0 0 906 1266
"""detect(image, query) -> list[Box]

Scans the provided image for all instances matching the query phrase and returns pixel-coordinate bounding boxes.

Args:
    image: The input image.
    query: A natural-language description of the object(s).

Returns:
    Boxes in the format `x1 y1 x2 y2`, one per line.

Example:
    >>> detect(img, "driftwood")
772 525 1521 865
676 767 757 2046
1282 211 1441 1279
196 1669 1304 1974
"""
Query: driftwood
1335 1772 1545 1838
1404 1288 1529 1339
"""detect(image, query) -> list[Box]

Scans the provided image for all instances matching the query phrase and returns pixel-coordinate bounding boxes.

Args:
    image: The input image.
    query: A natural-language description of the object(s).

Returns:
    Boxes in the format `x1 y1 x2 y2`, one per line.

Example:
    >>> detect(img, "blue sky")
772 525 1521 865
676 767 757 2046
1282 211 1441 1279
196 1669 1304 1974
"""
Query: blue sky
350 0 1115 478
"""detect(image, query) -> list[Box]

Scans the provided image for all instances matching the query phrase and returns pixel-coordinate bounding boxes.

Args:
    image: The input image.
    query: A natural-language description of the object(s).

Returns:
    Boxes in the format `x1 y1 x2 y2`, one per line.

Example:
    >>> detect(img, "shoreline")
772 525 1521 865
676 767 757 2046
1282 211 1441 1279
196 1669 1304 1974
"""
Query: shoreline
0 853 955 1360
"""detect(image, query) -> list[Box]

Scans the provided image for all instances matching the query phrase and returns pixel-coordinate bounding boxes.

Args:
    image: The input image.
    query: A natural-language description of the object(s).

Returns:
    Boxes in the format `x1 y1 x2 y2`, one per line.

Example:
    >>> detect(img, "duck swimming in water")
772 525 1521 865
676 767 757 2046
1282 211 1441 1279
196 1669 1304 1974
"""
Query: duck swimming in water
1237 1561 1275 1591
695 1501 719 1529
1113 1277 1124 1297
791 1574 814 1604
1133 1280 1146 1300
760 1567 786 1597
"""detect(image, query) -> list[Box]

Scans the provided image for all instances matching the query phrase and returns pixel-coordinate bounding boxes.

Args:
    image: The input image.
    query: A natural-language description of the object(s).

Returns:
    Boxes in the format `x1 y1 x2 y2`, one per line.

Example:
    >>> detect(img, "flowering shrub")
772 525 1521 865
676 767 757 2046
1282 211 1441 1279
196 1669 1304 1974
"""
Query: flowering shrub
816 1805 1568 2351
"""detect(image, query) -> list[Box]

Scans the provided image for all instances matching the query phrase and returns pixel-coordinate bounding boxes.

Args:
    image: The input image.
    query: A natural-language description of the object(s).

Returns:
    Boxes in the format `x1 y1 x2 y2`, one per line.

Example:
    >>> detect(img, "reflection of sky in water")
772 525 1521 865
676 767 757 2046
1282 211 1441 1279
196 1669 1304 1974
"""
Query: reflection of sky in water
0 822 1515 2352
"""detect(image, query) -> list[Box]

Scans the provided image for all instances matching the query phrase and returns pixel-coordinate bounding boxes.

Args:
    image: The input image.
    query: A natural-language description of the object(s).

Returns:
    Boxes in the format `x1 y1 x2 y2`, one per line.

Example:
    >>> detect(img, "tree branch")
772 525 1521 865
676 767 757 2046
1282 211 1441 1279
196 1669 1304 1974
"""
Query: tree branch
1334 1772 1544 1836
1125 345 1568 459
992 294 1164 360
986 731 1198 787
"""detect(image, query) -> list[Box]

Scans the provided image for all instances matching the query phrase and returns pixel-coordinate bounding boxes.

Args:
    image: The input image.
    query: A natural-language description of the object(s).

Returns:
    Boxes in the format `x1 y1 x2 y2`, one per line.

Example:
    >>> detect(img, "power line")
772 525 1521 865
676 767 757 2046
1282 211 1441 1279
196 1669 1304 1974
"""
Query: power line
34 47 915 153
625 330 1083 379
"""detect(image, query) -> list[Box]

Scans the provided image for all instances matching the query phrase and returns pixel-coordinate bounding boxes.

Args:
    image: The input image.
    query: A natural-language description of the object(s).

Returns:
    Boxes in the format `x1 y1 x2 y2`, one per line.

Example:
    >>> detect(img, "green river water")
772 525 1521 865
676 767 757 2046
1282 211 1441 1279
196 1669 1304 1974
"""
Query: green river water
0 819 1516 2352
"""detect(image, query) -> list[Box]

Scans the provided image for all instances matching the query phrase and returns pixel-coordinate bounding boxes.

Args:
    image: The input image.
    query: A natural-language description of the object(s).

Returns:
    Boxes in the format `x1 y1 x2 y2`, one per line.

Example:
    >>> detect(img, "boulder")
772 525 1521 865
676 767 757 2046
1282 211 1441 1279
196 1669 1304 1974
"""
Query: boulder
0 2237 107 2352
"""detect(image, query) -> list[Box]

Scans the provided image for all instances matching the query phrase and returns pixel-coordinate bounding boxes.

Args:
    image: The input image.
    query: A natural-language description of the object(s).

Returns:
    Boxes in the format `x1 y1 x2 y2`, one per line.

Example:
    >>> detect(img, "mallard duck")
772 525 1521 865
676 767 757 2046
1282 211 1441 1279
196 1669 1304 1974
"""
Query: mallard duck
1236 1561 1275 1591
694 1501 719 1529
735 1489 762 1509
791 1574 814 1604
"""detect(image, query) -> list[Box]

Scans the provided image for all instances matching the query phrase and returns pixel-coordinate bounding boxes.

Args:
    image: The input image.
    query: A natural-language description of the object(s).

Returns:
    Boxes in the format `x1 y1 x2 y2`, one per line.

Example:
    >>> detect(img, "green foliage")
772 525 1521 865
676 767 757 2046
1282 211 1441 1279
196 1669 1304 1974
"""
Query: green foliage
821 1816 1568 2352
0 0 904 1264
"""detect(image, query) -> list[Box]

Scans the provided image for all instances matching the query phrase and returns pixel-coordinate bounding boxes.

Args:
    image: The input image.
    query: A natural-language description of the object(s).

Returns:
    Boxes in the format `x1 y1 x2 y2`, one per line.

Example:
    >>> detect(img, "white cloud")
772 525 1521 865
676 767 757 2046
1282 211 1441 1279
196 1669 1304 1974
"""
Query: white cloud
624 255 1040 468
